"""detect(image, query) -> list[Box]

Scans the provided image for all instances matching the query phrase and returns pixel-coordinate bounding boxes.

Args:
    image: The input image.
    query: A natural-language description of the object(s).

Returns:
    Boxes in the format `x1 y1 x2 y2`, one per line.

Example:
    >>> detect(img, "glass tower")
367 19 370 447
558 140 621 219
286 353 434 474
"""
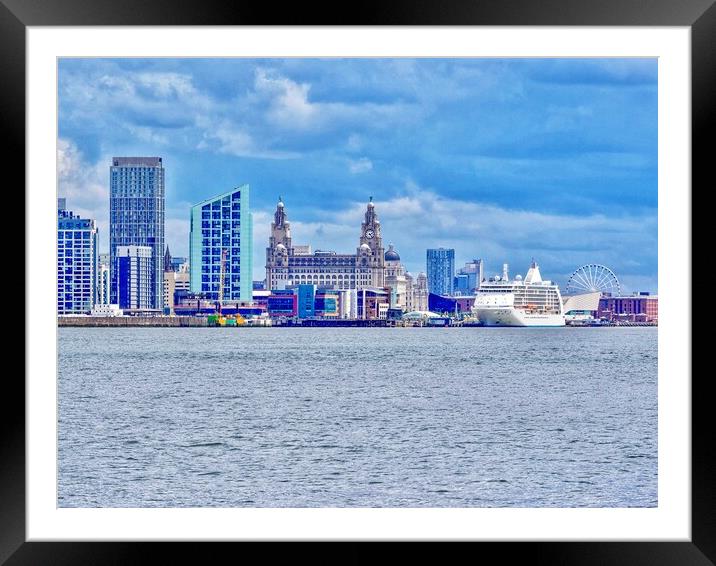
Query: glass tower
426 248 455 296
189 185 253 302
57 199 98 314
109 157 165 309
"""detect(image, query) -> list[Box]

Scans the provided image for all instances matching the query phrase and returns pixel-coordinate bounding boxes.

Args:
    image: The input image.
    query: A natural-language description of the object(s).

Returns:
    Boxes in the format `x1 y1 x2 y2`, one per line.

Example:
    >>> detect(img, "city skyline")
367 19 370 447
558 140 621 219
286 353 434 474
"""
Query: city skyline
58 58 658 292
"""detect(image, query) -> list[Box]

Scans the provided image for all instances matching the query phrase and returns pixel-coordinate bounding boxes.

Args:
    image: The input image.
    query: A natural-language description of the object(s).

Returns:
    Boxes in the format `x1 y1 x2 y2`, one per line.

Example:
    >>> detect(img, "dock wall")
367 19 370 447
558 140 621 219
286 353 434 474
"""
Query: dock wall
58 316 208 327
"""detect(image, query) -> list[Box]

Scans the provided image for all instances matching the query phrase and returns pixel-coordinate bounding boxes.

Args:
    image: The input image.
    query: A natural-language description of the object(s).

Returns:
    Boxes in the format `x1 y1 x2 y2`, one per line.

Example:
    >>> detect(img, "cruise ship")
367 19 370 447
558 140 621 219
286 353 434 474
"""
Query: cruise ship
472 260 565 327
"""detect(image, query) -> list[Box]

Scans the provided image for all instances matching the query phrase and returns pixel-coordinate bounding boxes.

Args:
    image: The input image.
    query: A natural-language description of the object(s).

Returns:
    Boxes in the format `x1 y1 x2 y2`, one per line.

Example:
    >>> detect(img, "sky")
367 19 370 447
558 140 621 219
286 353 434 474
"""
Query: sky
58 58 658 293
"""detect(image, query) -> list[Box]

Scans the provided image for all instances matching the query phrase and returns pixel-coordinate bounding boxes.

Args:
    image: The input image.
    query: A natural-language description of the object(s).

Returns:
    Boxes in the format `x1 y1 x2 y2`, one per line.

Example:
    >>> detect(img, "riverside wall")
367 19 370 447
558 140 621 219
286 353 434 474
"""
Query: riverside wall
58 316 208 327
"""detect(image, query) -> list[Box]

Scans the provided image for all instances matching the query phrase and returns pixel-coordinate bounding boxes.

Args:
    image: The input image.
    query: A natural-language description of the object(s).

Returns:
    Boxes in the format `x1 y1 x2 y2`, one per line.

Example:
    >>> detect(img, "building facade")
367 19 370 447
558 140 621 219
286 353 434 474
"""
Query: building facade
384 243 408 309
57 200 99 314
109 157 165 309
426 248 455 296
266 197 386 292
455 258 484 295
405 271 429 312
598 294 658 322
98 263 110 305
116 245 153 310
189 185 253 303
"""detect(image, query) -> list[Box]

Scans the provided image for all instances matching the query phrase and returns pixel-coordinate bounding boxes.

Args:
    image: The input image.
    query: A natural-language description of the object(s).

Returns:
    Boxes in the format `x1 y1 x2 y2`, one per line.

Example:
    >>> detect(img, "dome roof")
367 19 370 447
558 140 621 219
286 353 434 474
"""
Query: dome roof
384 243 400 262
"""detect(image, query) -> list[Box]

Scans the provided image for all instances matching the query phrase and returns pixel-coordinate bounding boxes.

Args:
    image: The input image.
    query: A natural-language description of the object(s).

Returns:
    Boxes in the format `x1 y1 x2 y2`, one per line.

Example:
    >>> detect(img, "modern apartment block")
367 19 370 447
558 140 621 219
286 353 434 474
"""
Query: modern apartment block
189 185 253 302
57 199 98 314
109 157 165 309
426 248 455 296
116 245 153 310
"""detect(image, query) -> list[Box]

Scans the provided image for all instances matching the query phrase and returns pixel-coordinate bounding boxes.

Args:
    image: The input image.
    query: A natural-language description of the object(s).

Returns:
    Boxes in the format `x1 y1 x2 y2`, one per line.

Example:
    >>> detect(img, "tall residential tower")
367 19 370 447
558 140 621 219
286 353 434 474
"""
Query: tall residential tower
189 185 253 302
426 248 455 296
109 157 165 309
57 199 98 314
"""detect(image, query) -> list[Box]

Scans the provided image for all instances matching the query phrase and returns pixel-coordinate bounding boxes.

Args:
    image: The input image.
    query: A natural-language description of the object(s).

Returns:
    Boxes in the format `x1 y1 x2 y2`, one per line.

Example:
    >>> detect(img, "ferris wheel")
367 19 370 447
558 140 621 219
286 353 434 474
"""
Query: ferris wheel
566 264 621 296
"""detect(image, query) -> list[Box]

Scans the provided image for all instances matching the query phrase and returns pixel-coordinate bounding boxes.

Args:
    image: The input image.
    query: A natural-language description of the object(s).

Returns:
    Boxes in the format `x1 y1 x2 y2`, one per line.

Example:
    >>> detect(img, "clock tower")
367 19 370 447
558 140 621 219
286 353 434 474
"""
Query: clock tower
266 196 292 289
357 197 385 287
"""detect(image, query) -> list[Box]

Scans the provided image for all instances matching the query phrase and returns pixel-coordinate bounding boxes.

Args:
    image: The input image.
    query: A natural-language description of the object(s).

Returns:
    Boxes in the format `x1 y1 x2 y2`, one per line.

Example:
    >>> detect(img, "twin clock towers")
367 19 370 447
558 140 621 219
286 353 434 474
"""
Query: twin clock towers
266 197 387 291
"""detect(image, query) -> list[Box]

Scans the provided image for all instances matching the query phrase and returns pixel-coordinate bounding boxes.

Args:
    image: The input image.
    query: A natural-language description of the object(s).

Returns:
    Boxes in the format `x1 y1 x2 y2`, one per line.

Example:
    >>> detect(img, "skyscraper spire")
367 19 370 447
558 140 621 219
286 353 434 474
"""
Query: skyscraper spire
164 245 172 272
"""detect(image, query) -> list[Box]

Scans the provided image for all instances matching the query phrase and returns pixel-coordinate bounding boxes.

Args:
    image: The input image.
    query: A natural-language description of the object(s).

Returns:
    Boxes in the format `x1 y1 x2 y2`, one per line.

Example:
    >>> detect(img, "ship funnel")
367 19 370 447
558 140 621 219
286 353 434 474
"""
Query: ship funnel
502 263 509 282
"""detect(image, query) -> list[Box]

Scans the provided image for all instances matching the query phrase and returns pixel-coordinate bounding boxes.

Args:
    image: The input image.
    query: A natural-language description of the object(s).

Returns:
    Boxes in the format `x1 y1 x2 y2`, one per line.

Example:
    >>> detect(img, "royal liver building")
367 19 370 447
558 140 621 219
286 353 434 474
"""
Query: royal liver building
266 197 387 291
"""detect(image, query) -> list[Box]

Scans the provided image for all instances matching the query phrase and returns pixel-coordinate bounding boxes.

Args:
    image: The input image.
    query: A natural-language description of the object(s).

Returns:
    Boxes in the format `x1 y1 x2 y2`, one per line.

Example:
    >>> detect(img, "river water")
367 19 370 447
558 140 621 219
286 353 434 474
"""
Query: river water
58 326 657 507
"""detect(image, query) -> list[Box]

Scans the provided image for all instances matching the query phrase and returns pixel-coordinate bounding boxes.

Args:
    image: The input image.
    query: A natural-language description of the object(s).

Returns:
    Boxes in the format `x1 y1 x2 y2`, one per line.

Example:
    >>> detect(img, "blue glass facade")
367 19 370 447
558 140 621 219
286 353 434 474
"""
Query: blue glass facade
426 248 455 296
189 185 253 302
57 200 98 314
109 157 165 309
296 284 316 318
267 291 297 317
314 293 338 317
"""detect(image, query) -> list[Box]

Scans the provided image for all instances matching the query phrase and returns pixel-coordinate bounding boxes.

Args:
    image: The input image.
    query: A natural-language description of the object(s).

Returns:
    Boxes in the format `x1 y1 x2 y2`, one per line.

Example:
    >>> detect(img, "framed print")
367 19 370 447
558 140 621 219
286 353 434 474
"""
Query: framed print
6 0 709 563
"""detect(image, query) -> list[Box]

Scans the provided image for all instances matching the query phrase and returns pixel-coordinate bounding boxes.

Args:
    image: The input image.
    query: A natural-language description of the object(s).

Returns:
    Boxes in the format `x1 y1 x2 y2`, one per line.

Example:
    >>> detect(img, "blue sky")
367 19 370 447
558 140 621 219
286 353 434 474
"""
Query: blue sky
58 58 658 292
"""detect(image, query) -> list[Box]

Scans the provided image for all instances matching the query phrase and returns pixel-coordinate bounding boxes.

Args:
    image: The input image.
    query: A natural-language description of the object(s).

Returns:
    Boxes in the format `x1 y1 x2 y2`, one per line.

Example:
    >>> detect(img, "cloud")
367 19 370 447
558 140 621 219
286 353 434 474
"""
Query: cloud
254 68 318 129
348 157 373 174
57 138 109 215
267 184 657 291
197 121 300 160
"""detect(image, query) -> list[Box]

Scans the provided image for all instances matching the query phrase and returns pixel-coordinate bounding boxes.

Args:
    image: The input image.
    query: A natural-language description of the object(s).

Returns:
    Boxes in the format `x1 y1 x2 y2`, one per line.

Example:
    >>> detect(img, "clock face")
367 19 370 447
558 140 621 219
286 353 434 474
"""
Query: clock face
365 229 375 239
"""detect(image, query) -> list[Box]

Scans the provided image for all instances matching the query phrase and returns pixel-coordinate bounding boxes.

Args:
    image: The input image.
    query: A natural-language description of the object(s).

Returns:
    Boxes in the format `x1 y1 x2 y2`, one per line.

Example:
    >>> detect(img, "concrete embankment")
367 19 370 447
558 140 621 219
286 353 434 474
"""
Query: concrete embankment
58 316 208 327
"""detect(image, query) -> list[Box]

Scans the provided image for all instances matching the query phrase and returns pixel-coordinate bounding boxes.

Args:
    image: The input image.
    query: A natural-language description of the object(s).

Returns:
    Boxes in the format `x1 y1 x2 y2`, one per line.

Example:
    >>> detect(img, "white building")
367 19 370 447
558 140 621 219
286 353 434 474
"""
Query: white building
98 262 110 305
116 245 153 311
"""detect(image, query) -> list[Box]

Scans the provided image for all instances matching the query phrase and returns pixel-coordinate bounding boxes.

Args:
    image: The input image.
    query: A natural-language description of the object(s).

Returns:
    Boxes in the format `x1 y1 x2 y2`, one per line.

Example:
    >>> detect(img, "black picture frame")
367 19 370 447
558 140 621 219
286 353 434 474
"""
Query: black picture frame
5 0 708 563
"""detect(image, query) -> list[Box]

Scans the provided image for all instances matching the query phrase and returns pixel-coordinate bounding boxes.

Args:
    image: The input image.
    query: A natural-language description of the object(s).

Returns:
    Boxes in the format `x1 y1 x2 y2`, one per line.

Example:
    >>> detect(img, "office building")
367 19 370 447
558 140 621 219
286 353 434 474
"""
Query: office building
109 157 165 309
426 248 455 296
189 185 253 302
57 199 98 314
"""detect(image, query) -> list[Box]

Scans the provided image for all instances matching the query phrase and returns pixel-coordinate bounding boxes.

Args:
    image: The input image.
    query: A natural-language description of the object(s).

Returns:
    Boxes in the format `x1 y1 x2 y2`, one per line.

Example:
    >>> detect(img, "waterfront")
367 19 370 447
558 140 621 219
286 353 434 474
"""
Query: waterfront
58 327 657 508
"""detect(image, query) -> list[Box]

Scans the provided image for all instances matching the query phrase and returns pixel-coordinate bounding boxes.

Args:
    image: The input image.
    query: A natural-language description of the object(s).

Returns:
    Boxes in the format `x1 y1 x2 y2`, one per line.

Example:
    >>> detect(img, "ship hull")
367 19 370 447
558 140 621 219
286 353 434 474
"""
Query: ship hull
475 307 565 327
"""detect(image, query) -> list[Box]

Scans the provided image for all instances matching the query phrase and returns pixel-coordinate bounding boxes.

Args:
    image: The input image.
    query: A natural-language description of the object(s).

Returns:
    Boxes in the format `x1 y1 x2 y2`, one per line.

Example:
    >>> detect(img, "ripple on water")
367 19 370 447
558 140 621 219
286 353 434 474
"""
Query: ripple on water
58 326 658 508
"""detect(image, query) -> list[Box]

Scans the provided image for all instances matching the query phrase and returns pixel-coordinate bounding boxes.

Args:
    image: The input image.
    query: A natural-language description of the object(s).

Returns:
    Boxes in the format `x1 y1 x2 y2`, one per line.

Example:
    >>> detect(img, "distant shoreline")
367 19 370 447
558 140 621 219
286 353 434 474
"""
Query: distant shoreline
57 316 657 328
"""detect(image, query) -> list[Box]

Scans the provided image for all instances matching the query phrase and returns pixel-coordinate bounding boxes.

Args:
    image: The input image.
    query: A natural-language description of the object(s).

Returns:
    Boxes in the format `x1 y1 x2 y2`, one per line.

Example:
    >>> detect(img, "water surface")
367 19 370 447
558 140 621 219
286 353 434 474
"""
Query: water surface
58 327 657 507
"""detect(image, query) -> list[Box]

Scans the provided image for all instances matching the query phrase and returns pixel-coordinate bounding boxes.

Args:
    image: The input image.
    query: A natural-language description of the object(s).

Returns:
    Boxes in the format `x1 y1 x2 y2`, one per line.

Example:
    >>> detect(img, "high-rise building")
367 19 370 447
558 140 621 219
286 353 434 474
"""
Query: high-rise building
116 245 153 310
426 248 455 296
57 199 98 314
109 157 165 309
189 185 253 302
454 258 484 295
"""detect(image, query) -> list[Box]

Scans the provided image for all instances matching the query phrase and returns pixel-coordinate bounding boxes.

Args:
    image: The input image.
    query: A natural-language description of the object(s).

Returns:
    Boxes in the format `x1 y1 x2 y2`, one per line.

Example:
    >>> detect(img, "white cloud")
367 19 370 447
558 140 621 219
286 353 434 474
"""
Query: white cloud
348 157 373 174
266 184 656 290
254 68 317 128
199 121 300 160
57 138 110 218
